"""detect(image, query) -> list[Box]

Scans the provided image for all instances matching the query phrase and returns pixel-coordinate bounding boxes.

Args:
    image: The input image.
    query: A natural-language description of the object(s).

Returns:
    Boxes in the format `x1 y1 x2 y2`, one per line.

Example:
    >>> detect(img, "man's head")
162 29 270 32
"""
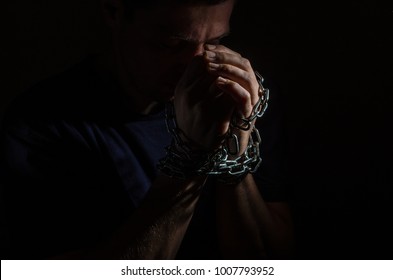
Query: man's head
121 0 229 20
101 0 235 111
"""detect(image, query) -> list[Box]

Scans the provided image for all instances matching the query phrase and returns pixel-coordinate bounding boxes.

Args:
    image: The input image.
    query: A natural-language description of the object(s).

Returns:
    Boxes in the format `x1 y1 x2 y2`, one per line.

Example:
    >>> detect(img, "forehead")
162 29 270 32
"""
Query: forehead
131 0 234 42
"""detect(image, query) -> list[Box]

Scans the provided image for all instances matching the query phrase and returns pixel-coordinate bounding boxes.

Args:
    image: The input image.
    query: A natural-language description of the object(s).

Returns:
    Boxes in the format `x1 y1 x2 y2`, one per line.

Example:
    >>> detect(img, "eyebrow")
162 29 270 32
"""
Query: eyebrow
168 30 231 44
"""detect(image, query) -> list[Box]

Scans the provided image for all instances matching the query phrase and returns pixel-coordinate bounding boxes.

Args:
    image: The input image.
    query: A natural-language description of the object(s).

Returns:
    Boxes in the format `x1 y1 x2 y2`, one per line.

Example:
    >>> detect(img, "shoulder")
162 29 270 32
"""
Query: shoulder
2 56 114 126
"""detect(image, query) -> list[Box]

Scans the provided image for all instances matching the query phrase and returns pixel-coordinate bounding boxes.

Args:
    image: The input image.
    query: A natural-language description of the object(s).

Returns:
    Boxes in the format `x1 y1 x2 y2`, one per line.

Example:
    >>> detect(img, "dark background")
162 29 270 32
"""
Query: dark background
2 1 392 259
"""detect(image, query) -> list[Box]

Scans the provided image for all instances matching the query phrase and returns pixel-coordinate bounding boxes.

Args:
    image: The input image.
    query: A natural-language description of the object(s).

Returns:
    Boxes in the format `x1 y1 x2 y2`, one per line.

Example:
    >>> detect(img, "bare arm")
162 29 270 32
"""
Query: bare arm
215 174 294 259
58 175 206 259
2 118 206 260
173 44 294 259
63 44 290 260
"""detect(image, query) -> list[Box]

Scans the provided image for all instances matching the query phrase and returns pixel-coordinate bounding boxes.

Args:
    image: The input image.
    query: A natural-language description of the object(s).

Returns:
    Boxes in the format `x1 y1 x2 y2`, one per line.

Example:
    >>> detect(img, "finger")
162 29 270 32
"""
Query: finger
207 63 259 105
215 76 253 117
204 50 253 73
204 44 241 56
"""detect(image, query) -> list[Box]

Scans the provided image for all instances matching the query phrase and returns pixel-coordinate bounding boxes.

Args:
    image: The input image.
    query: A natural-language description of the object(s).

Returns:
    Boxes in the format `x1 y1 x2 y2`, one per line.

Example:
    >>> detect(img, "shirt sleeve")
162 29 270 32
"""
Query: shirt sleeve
1 117 131 259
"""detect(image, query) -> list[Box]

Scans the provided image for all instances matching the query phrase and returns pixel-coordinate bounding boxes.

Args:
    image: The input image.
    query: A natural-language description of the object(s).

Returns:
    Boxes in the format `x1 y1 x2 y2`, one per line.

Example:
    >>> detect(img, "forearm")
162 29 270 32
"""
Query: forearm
108 175 206 259
215 174 294 259
60 175 206 259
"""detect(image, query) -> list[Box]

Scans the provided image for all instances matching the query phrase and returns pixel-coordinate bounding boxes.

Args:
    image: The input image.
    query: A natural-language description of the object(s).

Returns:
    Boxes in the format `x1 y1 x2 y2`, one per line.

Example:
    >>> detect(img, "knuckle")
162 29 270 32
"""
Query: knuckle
232 84 250 102
225 79 237 89
220 64 231 73
215 51 224 60
243 71 253 84
242 58 252 68
239 92 250 105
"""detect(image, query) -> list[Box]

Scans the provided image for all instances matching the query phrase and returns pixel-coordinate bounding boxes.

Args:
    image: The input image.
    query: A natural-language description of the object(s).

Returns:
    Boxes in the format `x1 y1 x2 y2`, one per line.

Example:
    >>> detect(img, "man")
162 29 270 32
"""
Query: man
1 0 293 259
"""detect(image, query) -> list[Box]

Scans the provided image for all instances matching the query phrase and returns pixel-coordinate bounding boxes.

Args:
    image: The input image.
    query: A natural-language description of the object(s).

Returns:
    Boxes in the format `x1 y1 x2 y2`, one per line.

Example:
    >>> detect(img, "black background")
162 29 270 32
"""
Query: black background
229 1 392 259
2 0 393 259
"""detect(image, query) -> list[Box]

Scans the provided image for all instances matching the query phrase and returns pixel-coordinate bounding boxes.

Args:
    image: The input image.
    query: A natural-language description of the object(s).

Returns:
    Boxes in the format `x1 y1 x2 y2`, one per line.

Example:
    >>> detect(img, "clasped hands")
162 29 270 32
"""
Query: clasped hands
174 44 261 156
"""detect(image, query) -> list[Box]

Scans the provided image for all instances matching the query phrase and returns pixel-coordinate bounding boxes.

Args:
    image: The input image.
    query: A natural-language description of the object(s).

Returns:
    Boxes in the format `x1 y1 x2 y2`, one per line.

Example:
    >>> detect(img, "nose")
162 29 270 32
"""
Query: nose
177 43 205 67
173 43 207 79
192 43 205 56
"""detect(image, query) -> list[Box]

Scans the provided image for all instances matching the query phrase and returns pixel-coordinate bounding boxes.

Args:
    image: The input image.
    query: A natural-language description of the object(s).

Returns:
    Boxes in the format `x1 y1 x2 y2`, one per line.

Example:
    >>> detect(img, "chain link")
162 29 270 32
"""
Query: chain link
230 71 269 131
157 71 269 184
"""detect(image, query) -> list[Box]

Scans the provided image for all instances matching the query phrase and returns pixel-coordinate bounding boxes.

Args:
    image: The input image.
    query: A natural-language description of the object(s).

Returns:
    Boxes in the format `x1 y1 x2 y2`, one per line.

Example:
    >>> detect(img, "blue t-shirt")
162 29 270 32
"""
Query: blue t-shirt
0 57 287 259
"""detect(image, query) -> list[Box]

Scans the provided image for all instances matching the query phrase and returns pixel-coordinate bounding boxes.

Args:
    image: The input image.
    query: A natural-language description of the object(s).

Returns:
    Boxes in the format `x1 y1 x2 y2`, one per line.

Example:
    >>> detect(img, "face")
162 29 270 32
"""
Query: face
113 0 234 104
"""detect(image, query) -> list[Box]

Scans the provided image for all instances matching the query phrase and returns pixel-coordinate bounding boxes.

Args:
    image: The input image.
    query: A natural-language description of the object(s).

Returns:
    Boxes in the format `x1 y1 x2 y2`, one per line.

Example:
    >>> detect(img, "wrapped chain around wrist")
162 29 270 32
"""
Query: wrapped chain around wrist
230 71 269 131
157 71 269 184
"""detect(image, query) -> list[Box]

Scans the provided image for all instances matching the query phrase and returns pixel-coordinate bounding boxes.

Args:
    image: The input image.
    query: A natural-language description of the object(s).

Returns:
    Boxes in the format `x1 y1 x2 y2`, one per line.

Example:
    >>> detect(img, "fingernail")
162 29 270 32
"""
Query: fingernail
205 44 216 50
217 76 227 84
208 62 220 70
204 50 216 60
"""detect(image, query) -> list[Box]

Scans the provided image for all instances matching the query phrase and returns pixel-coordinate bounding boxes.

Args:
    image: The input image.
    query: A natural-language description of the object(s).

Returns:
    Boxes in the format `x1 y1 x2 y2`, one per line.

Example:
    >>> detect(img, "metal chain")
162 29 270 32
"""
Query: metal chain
158 103 214 179
197 127 263 184
157 71 269 184
230 71 269 131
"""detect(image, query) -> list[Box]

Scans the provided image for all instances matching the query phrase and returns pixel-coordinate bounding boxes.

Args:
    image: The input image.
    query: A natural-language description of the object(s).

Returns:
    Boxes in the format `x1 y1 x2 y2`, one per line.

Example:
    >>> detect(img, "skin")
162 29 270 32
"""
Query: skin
103 0 234 115
76 0 294 259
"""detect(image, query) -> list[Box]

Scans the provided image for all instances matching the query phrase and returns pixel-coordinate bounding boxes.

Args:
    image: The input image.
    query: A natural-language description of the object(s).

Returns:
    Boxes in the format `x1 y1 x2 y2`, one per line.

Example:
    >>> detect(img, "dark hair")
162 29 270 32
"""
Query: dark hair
123 0 230 19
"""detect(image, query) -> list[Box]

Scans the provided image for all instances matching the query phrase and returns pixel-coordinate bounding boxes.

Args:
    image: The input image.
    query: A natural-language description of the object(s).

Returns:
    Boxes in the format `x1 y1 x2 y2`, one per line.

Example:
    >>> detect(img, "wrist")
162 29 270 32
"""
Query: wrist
158 71 269 185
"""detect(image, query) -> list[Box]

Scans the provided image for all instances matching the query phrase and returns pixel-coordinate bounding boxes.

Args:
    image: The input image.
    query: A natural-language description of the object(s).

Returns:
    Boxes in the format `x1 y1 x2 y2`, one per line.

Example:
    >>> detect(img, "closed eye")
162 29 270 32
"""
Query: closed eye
160 37 184 48
157 31 230 50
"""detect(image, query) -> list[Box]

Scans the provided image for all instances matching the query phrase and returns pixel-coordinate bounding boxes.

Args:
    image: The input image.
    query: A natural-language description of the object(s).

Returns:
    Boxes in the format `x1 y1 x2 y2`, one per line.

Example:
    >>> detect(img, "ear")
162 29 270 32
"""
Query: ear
101 0 125 27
